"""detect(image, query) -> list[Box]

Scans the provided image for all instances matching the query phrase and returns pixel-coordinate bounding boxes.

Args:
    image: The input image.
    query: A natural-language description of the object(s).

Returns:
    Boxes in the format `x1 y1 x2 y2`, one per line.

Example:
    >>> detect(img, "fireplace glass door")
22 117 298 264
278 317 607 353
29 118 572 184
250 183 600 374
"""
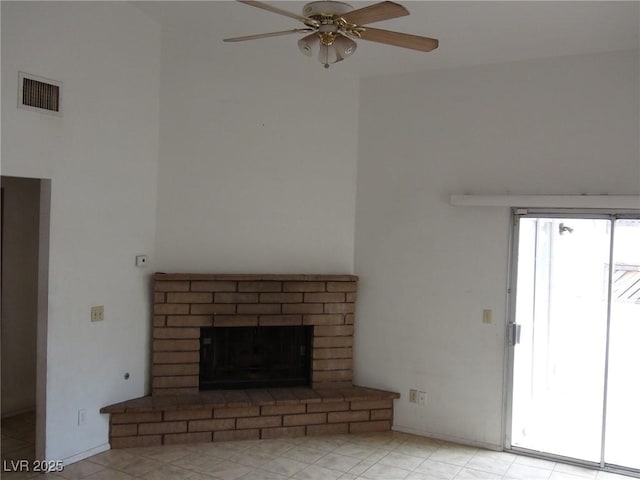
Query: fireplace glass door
200 326 312 390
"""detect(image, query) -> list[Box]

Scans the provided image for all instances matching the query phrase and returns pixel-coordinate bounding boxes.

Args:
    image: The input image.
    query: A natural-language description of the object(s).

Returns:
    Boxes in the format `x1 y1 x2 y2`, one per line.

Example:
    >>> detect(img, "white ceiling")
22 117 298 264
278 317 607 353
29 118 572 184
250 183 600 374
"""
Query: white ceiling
134 1 639 76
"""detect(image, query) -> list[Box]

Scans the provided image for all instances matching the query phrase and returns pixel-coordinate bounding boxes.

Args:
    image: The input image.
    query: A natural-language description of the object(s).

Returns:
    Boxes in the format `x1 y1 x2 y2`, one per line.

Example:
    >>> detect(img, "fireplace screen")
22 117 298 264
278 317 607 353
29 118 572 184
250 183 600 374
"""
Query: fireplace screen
199 326 312 390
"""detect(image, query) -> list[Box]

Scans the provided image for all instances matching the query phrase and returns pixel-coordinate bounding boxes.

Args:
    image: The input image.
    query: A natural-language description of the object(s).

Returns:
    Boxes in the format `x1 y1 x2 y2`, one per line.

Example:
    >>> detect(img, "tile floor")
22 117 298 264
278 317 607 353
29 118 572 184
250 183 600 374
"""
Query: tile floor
2 427 638 480
2 411 36 466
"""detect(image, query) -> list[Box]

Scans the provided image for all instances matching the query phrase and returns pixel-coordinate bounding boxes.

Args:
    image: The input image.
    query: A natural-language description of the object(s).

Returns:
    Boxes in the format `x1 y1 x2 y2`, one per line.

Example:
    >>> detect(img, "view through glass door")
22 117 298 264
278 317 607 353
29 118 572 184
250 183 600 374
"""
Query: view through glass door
509 214 640 473
604 219 640 470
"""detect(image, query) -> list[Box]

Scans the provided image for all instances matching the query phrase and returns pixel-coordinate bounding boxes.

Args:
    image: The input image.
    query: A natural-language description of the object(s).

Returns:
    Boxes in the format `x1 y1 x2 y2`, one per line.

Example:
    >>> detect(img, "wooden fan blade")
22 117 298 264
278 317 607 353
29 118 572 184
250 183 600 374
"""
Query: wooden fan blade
340 1 409 26
359 27 439 52
224 28 313 42
237 0 318 26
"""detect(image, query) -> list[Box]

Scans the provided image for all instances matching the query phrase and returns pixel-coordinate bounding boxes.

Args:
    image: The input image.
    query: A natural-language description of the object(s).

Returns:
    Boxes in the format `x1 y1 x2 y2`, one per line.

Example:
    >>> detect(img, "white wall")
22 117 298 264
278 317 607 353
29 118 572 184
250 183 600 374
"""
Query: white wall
354 50 640 448
155 20 359 274
1 2 161 462
2 0 637 461
1 176 40 416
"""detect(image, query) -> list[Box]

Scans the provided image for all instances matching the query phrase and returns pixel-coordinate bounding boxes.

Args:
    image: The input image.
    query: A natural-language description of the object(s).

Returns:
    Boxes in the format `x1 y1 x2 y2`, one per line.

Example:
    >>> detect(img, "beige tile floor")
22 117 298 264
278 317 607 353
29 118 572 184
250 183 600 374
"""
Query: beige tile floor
2 427 638 480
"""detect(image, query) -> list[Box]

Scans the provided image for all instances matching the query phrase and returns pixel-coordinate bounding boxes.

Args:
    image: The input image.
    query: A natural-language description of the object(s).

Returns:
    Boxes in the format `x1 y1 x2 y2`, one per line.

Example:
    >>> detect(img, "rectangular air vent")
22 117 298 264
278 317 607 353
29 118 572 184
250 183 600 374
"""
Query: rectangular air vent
18 72 62 116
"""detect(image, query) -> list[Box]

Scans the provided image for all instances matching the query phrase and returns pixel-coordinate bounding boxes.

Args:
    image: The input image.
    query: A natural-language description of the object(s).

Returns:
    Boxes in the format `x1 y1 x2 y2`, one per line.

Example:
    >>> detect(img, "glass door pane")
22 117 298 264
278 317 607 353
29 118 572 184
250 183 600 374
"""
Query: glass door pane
604 219 640 470
511 217 611 462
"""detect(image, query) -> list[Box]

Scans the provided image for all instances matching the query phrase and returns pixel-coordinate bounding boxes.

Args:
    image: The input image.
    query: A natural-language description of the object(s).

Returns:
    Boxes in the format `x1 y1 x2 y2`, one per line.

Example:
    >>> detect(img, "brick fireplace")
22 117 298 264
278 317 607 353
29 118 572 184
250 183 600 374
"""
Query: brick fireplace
152 273 357 395
101 273 399 448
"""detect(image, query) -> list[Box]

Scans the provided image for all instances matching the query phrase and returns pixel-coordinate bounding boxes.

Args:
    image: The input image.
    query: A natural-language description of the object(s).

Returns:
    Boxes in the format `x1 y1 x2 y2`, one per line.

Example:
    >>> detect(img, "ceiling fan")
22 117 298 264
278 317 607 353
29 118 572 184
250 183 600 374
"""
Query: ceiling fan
224 0 439 69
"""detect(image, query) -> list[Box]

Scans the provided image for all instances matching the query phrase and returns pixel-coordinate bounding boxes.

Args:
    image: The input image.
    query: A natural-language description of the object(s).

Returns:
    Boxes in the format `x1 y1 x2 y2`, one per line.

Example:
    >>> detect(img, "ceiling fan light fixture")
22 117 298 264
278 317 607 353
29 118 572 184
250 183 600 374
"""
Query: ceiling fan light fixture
320 35 357 68
334 34 357 57
298 33 319 57
299 32 356 68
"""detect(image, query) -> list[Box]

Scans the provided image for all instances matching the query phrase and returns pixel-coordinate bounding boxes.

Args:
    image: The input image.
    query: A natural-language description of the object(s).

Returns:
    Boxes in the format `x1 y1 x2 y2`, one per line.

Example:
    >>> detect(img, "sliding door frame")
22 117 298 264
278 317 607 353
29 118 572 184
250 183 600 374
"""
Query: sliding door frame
503 208 640 477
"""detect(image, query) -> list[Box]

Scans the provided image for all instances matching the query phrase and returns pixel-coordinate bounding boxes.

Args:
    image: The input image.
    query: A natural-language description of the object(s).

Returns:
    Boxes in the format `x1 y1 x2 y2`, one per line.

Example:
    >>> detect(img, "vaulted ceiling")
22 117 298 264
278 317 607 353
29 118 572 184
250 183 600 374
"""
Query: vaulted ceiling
135 1 639 76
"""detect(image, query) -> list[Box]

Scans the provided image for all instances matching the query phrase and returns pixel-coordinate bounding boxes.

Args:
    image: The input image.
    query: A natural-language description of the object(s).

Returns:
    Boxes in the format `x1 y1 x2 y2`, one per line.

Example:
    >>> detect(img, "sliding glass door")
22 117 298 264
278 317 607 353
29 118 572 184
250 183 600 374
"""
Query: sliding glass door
604 219 640 470
508 213 640 473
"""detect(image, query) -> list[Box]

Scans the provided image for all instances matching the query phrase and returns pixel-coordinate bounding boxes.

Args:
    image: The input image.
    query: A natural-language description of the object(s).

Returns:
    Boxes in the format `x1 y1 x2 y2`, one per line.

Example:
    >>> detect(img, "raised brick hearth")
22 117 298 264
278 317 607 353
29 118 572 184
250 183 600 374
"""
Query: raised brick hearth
101 386 399 448
101 273 400 448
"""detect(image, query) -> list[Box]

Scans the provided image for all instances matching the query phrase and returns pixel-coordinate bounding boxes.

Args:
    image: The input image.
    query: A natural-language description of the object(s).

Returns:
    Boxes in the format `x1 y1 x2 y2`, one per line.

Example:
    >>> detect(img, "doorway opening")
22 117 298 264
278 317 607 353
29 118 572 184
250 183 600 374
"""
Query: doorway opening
1 176 50 462
507 212 640 475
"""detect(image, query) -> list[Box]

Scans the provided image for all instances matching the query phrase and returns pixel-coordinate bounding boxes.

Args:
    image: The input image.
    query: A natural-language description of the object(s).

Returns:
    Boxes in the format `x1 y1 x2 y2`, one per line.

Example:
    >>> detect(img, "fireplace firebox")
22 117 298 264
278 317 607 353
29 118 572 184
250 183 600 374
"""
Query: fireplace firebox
199 326 312 390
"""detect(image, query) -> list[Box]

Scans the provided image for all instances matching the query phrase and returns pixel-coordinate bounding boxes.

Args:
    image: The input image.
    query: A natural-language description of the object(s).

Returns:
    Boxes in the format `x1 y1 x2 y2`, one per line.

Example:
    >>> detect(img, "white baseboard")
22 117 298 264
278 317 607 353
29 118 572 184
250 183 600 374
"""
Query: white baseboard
392 425 502 452
61 443 110 466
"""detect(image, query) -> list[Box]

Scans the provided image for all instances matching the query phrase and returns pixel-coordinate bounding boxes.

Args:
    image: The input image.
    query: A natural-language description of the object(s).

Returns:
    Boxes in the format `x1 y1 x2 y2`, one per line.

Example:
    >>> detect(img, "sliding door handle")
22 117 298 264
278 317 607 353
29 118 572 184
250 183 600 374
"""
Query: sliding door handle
509 323 522 346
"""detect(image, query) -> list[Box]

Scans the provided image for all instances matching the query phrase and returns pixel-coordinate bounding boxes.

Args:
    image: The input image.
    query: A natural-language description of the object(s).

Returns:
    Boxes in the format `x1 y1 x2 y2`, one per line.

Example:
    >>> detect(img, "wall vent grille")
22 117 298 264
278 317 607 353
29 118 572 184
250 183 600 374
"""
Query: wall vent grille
18 72 62 116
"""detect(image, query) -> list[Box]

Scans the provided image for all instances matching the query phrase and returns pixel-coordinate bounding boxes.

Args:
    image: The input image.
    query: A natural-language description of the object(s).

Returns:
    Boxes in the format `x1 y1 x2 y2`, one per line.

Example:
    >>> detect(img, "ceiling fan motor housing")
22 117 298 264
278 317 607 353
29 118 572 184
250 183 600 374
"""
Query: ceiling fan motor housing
302 1 354 18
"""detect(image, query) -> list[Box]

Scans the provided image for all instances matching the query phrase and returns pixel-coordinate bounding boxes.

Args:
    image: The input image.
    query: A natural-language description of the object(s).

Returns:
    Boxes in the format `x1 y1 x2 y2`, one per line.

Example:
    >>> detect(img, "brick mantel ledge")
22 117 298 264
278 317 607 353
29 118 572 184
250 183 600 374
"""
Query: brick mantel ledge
154 273 359 282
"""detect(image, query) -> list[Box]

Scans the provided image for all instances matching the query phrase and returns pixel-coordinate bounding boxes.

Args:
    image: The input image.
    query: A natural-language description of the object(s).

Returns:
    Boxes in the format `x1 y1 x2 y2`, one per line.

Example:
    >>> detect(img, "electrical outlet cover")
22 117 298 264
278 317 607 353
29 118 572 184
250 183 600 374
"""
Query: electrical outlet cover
409 389 418 403
78 409 87 426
